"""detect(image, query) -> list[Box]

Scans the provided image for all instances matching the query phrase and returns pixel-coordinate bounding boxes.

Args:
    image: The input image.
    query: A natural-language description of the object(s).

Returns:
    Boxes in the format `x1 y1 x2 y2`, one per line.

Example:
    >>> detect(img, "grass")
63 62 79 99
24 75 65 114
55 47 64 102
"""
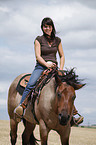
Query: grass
0 120 96 145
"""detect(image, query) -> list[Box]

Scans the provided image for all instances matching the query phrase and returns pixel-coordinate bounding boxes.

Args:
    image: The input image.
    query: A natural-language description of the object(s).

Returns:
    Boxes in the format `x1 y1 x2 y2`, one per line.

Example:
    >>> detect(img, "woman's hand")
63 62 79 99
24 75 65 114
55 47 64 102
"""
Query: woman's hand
46 62 56 68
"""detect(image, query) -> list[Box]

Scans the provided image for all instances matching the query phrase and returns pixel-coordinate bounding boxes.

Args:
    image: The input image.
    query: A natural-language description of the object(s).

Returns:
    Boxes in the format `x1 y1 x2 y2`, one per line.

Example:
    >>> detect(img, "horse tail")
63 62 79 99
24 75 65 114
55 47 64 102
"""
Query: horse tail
29 132 40 145
23 119 40 145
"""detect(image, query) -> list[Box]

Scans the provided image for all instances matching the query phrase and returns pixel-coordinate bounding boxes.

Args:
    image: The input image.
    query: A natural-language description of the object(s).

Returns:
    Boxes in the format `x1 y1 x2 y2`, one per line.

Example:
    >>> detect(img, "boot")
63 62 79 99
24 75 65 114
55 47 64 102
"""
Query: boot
14 105 23 122
75 116 84 124
70 116 84 126
71 106 84 126
14 91 31 123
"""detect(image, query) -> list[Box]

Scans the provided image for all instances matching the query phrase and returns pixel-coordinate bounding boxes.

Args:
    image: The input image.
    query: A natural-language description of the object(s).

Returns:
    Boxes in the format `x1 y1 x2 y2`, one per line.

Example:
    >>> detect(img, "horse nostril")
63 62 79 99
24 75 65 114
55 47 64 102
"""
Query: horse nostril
58 113 70 126
58 113 62 120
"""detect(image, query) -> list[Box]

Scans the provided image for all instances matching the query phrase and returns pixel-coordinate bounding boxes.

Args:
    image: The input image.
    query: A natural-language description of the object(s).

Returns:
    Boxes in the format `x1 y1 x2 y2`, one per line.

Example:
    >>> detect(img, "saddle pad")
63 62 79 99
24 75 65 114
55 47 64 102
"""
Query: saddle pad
16 73 31 95
20 75 31 88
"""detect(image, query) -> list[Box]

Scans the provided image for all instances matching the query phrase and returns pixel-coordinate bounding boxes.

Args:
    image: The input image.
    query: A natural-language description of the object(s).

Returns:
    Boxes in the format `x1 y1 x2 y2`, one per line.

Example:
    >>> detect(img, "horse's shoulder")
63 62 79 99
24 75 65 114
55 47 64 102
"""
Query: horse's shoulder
40 78 56 107
41 77 56 94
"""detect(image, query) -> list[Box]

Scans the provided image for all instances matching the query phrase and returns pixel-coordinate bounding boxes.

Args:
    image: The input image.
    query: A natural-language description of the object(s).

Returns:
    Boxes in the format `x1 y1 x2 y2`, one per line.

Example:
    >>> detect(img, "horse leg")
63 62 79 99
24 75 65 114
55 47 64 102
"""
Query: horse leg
60 137 69 145
22 120 36 145
59 128 70 145
39 119 49 145
10 118 18 145
60 133 69 145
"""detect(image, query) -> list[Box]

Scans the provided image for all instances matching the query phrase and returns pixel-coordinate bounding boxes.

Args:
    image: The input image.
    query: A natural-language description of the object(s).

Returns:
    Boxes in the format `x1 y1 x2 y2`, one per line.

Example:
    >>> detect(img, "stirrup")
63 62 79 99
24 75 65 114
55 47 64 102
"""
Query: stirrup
71 116 84 126
75 116 84 125
14 105 23 122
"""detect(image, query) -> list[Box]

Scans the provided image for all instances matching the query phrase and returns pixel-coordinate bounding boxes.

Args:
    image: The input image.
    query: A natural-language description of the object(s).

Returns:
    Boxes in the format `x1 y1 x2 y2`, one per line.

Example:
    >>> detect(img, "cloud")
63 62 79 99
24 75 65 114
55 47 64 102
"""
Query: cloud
0 0 96 89
64 48 96 79
0 46 35 81
0 0 96 51
0 6 9 12
82 107 96 114
0 81 10 93
75 0 96 9
62 30 96 50
0 0 96 124
0 99 6 106
48 0 96 9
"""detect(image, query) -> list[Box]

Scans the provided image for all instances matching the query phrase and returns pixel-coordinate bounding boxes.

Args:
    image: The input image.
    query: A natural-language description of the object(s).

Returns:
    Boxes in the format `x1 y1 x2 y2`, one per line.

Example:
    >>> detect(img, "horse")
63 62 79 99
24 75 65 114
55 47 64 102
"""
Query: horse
7 68 85 145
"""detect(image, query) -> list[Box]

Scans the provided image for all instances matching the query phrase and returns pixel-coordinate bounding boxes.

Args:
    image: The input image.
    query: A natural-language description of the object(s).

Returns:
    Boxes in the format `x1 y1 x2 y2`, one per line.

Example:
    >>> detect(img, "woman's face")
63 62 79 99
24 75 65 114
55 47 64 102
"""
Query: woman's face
43 24 52 36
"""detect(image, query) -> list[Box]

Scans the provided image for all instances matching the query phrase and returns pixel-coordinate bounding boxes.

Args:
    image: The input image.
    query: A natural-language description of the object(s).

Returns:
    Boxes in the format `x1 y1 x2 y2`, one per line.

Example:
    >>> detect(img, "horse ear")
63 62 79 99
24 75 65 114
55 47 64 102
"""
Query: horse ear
74 83 86 90
55 75 62 86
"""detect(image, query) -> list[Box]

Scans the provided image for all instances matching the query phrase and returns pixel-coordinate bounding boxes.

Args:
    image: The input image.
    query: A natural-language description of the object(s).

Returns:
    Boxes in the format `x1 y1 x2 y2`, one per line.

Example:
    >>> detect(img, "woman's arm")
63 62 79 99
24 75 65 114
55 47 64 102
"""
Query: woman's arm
34 40 54 68
58 42 65 70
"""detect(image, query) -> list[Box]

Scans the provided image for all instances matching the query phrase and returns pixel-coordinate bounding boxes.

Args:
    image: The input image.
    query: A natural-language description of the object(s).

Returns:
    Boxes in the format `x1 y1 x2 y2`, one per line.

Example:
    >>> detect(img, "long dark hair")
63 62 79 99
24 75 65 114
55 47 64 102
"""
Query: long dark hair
41 17 56 42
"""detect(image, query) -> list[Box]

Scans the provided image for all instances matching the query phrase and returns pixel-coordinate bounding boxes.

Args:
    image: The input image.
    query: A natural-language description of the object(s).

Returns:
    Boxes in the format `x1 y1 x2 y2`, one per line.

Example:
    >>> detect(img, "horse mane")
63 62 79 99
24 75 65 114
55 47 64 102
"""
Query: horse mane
58 68 86 88
30 67 85 111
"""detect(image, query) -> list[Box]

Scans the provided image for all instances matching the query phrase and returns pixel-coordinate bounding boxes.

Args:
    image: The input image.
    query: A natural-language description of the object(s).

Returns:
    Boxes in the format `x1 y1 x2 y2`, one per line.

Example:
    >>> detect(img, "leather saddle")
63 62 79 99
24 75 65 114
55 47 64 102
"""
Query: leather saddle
16 69 65 95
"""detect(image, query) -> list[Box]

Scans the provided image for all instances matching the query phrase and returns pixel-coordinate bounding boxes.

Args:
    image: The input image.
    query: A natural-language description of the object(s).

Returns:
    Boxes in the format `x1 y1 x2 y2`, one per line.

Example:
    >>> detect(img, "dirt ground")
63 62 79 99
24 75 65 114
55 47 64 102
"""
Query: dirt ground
0 120 96 145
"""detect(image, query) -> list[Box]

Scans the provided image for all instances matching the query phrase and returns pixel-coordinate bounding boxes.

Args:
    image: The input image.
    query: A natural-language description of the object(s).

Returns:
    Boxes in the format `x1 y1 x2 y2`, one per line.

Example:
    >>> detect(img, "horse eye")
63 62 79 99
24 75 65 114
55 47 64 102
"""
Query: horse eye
57 92 61 98
72 95 76 101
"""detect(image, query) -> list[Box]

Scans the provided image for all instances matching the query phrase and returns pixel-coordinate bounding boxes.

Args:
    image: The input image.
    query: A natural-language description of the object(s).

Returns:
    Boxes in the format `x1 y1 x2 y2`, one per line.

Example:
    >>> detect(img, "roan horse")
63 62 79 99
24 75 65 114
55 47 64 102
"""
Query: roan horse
8 68 85 145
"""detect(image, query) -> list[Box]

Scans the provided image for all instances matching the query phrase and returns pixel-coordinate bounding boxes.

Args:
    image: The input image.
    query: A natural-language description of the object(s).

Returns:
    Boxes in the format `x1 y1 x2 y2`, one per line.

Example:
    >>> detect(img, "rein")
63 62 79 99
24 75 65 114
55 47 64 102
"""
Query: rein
31 65 58 123
31 65 58 102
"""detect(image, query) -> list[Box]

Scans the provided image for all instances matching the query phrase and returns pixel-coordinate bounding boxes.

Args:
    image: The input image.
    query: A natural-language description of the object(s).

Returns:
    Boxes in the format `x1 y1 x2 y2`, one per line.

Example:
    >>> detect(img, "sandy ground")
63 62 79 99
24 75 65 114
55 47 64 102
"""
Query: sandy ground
0 120 96 145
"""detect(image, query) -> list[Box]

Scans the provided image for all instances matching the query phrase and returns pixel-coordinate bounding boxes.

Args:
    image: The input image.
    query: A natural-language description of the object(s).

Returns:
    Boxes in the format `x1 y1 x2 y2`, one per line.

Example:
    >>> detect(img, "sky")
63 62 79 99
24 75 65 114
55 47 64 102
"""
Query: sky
0 0 96 126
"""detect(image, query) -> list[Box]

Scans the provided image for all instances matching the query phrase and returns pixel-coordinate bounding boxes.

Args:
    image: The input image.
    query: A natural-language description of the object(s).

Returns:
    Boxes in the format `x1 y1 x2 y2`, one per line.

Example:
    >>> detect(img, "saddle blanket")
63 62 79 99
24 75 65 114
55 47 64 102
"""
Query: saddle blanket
16 73 31 95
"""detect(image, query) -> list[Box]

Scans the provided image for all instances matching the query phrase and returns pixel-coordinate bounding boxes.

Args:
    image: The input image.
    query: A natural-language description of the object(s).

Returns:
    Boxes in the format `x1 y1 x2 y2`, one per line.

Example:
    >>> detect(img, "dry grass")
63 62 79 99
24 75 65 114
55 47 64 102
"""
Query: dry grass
0 120 96 145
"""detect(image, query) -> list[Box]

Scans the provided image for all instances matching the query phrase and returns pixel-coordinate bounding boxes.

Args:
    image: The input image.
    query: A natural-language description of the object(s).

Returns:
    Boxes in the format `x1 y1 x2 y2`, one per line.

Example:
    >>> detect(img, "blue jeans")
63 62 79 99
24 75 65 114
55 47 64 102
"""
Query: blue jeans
20 63 47 104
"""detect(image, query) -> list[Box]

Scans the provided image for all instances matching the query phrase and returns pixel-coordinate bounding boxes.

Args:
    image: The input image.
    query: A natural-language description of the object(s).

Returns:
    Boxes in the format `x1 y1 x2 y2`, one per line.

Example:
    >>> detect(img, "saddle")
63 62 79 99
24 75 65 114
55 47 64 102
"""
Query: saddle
16 67 65 96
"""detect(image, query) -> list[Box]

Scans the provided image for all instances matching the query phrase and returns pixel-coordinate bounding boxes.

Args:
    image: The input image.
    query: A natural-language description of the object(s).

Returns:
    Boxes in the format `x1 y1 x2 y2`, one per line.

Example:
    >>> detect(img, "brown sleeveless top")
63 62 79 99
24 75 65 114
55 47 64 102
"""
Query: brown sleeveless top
35 35 61 64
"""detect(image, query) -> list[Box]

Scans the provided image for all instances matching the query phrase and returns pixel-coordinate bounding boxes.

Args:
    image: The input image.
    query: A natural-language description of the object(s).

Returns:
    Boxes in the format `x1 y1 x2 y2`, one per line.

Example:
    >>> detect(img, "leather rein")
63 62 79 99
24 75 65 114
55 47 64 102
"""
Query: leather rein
31 65 58 123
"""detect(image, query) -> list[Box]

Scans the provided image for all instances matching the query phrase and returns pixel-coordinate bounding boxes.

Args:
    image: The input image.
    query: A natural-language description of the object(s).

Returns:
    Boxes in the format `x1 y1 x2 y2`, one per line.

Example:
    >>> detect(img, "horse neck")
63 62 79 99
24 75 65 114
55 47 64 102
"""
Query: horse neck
40 78 56 111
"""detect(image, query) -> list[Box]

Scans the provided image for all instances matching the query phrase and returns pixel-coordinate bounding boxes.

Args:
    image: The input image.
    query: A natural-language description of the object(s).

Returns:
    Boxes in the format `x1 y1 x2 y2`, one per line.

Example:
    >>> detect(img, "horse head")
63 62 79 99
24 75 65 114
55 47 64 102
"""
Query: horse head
55 79 75 125
55 75 84 126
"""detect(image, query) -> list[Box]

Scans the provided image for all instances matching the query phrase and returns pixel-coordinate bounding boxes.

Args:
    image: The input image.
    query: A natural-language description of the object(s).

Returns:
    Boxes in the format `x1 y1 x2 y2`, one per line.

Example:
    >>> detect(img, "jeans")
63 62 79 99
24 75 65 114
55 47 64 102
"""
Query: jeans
20 63 47 104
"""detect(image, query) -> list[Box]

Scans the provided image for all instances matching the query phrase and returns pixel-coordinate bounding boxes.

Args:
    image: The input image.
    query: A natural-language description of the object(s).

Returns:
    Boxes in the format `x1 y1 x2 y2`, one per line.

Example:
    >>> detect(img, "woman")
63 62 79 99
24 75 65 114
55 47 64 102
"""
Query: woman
14 17 64 121
14 17 83 125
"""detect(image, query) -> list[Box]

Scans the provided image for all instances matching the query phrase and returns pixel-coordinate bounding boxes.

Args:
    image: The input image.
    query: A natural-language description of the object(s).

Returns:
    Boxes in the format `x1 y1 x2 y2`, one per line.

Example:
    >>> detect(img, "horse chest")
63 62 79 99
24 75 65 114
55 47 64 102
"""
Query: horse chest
38 97 58 129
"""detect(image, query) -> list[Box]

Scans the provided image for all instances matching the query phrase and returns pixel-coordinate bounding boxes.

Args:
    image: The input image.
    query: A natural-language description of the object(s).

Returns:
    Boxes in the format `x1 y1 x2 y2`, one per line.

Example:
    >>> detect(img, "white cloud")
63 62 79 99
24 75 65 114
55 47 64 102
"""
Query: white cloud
64 48 96 78
0 1 96 48
0 46 35 76
0 81 10 93
0 1 96 51
62 30 96 50
0 0 96 125
0 99 6 105
0 6 9 12
83 107 96 114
